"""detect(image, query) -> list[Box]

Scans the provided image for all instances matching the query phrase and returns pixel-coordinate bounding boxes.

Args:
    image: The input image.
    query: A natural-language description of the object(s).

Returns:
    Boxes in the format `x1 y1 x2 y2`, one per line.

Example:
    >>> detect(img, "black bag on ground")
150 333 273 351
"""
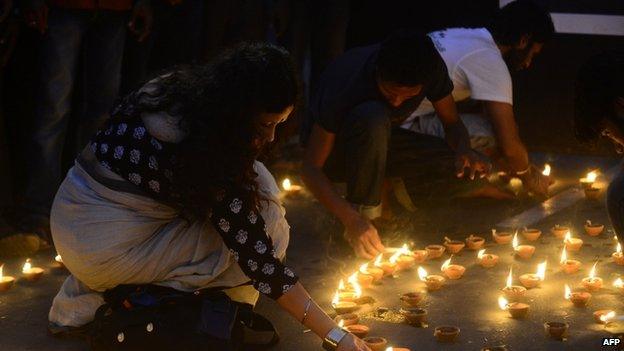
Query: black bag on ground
88 284 251 351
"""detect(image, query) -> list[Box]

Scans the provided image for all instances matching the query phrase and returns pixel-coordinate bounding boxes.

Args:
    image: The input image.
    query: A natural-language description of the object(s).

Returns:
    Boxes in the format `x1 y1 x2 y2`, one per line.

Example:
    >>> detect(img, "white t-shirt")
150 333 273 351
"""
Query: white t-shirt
403 28 512 126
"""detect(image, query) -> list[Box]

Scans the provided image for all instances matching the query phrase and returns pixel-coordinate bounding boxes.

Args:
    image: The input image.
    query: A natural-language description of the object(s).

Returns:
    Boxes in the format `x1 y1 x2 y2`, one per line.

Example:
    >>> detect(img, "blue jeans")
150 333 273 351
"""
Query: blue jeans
24 8 127 220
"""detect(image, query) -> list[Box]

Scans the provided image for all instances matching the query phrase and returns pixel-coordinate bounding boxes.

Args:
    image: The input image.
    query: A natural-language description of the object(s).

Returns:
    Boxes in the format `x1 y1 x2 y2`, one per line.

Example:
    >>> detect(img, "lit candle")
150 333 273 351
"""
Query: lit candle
593 310 616 324
418 266 445 291
501 267 526 301
613 242 624 266
519 260 547 289
465 235 485 250
377 252 398 276
22 259 44 282
477 249 499 268
443 237 465 254
365 256 385 282
492 229 512 244
513 232 535 259
356 264 375 287
440 255 466 280
565 284 591 307
559 247 581 274
522 227 542 242
51 254 66 273
542 164 551 176
347 273 363 303
498 295 530 318
332 291 358 314
281 178 302 194
563 230 583 252
580 170 598 189
584 220 604 236
425 244 446 259
614 278 624 293
551 224 569 239
395 244 416 270
334 313 359 326
0 264 15 292
581 262 603 291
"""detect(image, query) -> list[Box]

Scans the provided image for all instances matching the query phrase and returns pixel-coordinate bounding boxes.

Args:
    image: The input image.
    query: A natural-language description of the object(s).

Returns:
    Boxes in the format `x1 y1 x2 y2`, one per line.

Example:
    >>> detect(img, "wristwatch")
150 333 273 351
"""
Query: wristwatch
322 326 348 350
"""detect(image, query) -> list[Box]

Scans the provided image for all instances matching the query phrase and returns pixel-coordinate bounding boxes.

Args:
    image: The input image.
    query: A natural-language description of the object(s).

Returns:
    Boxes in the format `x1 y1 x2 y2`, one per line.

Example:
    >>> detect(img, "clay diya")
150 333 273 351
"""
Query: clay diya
477 249 499 268
593 310 616 324
334 313 359 326
374 253 397 276
0 265 15 292
400 292 425 307
559 247 581 274
362 259 384 282
418 267 445 291
502 268 526 301
362 337 387 351
425 245 446 259
492 229 512 244
281 178 302 195
563 231 583 252
22 259 44 282
388 245 417 270
332 292 359 314
584 220 604 236
512 232 535 259
581 262 603 292
580 170 598 189
522 228 542 242
544 322 569 340
444 237 465 254
466 235 485 250
356 266 375 288
498 296 530 319
411 250 428 263
344 323 369 339
565 284 591 307
433 326 460 343
613 242 624 265
584 186 601 200
519 261 547 289
401 307 427 326
551 225 569 239
614 278 624 293
441 256 466 280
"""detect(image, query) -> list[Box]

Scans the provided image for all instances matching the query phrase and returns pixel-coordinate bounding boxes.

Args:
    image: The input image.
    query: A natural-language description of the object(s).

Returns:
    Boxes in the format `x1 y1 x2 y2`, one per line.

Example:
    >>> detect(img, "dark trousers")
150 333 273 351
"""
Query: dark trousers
607 169 624 236
24 8 127 220
324 101 483 206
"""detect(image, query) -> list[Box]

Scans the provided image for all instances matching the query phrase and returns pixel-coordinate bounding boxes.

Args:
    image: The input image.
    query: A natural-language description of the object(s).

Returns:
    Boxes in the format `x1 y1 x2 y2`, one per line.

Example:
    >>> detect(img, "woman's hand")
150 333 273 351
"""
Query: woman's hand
344 214 384 259
336 333 371 351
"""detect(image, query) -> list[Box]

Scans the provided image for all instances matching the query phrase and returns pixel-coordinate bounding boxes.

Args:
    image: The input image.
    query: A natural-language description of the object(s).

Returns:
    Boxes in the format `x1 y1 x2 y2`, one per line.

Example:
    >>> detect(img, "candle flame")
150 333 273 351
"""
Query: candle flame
347 272 362 298
536 260 547 281
338 279 345 291
399 243 411 255
542 164 551 176
617 242 622 254
22 259 32 273
586 171 598 183
441 256 452 271
374 254 383 267
0 264 3 279
560 247 568 264
491 229 496 236
332 291 340 305
614 278 623 288
564 230 572 243
498 296 509 310
389 250 402 264
589 262 598 279
282 178 291 191
564 284 571 300
385 348 394 351
55 254 62 263
506 267 513 288
512 231 518 249
359 263 369 274
600 311 616 323
615 235 619 241
477 249 486 259
418 266 428 281
338 320 344 328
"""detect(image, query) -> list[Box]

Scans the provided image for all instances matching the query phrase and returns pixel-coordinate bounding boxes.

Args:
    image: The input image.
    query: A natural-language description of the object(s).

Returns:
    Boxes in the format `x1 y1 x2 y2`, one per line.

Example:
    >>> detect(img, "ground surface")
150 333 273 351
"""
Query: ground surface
1 152 623 351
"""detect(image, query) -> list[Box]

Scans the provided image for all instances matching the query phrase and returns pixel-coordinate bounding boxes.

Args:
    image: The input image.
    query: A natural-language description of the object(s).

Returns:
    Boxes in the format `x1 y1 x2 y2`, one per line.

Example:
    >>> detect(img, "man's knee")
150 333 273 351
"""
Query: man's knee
347 101 391 138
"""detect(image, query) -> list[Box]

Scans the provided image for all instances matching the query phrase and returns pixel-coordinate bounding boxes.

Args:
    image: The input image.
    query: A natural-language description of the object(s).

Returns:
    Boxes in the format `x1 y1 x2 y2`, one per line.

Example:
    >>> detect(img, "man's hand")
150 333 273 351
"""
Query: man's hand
519 164 553 197
343 214 384 259
23 0 48 34
128 0 153 42
455 148 492 180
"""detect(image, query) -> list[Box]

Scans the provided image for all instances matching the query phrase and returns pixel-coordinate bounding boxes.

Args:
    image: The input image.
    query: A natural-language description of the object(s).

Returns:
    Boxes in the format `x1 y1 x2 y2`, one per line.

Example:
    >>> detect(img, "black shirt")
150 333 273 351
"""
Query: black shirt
302 43 453 143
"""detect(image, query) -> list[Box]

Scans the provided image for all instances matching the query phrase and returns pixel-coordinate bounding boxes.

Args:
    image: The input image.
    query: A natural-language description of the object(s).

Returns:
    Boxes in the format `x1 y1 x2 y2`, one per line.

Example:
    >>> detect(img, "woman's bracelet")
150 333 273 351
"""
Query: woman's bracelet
515 165 531 176
301 298 312 324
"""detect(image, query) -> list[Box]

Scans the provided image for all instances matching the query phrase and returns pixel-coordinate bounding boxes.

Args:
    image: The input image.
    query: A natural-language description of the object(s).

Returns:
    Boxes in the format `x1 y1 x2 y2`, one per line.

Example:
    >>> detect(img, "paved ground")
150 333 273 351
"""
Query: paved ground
1 153 623 350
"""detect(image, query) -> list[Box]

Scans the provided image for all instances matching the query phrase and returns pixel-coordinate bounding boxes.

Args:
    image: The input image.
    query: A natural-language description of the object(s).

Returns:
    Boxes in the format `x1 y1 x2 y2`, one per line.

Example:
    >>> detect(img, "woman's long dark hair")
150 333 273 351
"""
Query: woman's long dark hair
115 42 299 218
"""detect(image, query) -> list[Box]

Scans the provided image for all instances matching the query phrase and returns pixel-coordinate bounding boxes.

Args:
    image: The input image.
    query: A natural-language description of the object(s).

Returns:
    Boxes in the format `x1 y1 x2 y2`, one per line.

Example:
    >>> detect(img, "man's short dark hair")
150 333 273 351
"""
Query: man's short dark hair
574 51 624 142
376 31 445 86
488 0 554 46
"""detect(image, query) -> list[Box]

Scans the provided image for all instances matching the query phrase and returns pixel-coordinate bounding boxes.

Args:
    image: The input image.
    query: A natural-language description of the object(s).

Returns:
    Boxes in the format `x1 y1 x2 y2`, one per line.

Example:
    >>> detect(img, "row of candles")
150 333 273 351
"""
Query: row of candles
0 255 64 291
329 225 623 346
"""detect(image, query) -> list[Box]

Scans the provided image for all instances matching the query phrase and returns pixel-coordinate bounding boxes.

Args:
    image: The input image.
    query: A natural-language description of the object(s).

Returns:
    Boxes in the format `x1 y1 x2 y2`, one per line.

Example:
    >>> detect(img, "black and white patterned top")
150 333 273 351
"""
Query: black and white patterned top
90 115 299 300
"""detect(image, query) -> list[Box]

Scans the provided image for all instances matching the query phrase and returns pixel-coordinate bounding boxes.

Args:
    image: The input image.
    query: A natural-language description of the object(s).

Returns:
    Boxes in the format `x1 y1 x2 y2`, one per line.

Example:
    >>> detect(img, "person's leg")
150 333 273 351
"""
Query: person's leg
325 100 391 210
21 8 85 234
607 170 624 236
75 11 128 153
